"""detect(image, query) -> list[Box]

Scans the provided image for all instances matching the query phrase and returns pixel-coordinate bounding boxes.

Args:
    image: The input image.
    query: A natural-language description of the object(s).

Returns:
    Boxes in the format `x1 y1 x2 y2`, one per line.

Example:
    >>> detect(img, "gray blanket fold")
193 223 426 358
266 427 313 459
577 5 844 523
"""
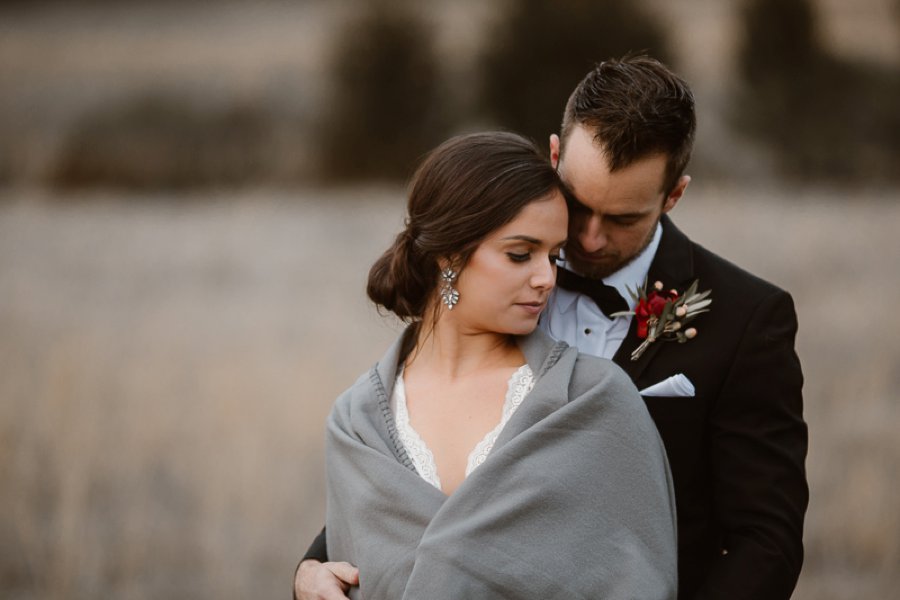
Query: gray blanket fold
326 329 677 599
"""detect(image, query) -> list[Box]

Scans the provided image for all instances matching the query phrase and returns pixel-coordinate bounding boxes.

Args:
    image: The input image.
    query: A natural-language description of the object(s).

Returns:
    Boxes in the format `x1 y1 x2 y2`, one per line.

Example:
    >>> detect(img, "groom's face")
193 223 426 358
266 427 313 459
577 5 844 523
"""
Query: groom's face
551 124 687 279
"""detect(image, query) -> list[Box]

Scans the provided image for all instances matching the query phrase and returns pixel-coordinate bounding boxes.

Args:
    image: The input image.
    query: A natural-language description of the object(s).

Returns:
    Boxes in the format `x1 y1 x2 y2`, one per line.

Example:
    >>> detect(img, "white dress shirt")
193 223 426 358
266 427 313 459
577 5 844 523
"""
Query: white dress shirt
539 223 663 359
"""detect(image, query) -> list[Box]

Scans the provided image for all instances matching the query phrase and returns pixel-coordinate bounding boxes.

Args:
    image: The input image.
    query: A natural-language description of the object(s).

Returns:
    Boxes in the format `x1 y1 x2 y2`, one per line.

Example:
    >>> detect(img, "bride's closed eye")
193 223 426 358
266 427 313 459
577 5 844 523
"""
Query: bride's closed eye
507 252 563 263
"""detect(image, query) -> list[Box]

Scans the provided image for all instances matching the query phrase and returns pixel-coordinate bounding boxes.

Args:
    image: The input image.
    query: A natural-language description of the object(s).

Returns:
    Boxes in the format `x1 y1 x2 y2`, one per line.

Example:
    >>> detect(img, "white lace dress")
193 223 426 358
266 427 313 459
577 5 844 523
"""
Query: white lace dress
390 365 535 491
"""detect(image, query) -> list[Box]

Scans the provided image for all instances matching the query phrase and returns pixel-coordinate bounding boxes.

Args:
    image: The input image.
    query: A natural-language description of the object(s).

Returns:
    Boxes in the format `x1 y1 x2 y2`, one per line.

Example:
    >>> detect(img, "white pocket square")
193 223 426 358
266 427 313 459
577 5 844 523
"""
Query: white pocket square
639 373 695 397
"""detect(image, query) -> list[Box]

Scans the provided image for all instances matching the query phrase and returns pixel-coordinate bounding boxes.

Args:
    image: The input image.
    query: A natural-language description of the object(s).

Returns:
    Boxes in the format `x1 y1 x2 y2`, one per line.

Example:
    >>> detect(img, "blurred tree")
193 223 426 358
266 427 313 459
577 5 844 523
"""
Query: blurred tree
52 94 276 190
477 0 673 145
734 0 900 182
316 1 450 182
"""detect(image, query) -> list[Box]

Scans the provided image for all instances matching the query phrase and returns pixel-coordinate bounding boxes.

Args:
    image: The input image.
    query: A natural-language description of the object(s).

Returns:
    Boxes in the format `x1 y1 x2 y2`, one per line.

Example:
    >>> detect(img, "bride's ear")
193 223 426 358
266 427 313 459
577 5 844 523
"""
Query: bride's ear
437 255 461 274
437 256 450 272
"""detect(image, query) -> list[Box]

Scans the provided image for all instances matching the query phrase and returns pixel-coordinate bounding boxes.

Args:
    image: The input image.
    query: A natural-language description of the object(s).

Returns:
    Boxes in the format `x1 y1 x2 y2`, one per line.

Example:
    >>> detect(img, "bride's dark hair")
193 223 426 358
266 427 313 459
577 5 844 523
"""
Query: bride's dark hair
367 131 562 323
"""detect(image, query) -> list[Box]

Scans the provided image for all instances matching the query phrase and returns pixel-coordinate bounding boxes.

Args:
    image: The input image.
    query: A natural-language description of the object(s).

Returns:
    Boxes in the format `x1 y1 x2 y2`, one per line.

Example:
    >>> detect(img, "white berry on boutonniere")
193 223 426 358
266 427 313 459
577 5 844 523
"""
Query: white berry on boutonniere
612 279 712 361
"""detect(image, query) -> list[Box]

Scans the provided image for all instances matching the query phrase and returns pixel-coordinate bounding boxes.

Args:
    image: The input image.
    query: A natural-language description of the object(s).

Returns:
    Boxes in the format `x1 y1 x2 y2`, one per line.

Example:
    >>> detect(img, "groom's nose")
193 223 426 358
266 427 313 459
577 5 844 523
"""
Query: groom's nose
577 216 608 253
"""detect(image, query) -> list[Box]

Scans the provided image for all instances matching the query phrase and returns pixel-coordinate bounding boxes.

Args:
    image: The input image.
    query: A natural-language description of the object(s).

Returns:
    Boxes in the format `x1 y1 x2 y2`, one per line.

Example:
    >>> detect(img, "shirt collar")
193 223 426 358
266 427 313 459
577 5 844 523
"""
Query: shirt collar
554 221 663 313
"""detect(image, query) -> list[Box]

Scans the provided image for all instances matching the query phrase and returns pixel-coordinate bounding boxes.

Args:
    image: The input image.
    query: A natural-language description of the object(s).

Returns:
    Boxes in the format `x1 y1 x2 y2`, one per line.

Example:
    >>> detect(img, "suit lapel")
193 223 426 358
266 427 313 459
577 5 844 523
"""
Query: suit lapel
613 215 695 382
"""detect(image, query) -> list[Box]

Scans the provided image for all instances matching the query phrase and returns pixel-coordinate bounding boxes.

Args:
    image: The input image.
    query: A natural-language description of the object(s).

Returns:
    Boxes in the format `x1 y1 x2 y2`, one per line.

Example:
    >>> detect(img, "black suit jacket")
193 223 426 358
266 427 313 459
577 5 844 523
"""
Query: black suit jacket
301 216 808 600
610 215 808 599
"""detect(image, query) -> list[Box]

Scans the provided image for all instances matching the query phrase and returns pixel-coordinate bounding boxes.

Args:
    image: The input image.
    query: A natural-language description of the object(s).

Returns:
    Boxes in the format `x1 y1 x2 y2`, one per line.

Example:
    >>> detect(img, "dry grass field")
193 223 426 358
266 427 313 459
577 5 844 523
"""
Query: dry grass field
0 184 898 599
1 1 898 597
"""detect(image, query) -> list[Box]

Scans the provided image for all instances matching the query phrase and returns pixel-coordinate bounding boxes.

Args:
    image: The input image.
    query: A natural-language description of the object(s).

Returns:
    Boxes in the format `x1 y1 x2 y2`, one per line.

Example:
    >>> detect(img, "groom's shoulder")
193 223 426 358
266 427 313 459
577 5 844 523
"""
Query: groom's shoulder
684 232 790 302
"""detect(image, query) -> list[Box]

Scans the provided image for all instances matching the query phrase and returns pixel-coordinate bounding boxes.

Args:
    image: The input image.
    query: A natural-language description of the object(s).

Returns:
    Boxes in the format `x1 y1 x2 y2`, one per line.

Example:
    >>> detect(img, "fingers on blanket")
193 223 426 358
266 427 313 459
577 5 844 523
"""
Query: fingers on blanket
326 561 360 586
296 560 359 600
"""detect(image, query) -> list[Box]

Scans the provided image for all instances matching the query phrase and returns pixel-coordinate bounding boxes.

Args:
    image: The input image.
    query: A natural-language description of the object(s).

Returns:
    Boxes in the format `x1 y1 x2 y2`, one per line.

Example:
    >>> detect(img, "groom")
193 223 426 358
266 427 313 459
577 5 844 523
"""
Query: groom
540 56 807 599
295 56 808 600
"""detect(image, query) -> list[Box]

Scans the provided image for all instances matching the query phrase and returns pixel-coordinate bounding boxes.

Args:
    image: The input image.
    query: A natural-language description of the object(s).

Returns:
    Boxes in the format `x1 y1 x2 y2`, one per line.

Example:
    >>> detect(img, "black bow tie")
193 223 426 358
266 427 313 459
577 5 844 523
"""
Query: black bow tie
556 268 629 318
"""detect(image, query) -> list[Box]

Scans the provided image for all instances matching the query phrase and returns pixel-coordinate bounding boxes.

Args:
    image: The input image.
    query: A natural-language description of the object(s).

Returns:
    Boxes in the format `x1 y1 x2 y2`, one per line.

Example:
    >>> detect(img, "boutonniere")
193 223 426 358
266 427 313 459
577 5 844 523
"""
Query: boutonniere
612 279 712 361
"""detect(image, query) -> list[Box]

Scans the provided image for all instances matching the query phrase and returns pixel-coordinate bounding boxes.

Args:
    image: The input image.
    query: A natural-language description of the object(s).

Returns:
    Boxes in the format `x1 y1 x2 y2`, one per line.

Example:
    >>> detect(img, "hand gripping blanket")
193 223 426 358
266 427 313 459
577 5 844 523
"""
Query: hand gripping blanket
325 329 677 599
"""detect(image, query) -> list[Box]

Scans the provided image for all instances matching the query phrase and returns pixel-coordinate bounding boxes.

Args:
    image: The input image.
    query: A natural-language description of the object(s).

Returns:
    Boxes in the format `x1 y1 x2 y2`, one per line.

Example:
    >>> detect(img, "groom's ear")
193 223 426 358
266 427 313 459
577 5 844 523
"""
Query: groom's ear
662 175 691 213
549 134 561 168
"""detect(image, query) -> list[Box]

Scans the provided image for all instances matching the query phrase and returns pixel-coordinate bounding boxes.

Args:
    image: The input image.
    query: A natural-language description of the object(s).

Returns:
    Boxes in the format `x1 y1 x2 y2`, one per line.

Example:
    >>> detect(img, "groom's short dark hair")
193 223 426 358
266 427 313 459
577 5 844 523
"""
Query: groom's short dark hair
560 55 696 195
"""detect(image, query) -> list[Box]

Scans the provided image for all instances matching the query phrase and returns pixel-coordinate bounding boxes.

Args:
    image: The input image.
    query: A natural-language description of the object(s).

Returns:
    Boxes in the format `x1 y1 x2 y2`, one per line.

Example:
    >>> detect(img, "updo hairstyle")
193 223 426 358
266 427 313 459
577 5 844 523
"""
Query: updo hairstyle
367 131 562 321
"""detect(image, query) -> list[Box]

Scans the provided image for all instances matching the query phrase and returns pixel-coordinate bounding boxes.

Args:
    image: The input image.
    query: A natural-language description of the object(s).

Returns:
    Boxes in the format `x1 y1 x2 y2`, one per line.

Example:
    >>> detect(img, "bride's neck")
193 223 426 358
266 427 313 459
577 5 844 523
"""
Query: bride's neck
407 320 522 380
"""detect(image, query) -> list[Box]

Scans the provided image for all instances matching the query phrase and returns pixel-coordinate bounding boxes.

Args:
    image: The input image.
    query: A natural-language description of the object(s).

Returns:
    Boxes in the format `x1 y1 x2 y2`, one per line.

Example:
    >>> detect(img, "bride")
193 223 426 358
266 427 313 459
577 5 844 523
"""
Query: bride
315 131 676 599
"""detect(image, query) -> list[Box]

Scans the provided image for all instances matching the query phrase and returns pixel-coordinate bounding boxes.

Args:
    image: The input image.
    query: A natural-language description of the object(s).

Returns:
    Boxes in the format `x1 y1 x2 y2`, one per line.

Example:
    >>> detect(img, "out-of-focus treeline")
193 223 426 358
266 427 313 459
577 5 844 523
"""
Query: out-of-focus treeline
2 3 899 600
0 0 897 190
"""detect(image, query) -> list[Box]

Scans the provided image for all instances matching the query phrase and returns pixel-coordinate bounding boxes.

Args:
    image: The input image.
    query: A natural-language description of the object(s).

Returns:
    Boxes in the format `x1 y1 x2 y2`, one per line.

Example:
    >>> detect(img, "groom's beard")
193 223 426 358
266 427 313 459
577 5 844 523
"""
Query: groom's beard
565 217 659 280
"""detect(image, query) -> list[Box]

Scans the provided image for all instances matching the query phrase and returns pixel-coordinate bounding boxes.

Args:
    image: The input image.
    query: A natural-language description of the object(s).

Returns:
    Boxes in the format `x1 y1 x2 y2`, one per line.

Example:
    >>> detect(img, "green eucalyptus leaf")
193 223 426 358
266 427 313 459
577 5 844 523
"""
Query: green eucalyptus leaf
690 290 712 302
684 279 699 298
639 276 649 301
688 299 712 311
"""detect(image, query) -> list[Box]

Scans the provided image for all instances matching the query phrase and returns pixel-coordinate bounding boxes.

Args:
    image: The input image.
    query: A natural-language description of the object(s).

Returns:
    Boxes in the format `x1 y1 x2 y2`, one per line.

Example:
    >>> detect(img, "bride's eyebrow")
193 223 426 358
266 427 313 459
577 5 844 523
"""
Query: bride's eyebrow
500 235 541 244
500 235 568 247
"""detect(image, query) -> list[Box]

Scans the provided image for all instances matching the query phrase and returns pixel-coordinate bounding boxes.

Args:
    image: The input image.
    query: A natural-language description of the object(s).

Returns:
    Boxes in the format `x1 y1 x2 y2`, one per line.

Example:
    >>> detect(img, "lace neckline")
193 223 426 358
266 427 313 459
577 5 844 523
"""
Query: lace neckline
391 364 535 491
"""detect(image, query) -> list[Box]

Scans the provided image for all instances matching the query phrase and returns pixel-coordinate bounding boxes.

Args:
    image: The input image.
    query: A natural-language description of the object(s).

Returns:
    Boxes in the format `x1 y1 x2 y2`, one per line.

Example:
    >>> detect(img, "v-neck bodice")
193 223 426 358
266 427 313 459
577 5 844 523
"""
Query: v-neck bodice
390 365 535 491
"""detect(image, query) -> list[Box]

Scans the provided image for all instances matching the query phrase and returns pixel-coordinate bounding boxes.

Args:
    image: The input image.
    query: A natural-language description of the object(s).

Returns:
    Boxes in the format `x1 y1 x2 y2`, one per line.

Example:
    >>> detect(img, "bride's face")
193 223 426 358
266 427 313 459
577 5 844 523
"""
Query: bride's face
447 190 568 336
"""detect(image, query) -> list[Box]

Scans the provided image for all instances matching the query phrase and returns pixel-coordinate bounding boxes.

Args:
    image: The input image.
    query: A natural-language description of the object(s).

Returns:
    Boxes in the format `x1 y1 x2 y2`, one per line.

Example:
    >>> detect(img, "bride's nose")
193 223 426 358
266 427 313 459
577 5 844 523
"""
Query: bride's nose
531 256 556 289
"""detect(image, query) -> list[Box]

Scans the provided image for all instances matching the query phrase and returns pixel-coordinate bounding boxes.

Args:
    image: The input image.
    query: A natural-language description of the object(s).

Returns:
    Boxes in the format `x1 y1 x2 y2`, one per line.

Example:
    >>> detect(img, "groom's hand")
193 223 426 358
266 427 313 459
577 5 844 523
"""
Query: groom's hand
293 559 359 600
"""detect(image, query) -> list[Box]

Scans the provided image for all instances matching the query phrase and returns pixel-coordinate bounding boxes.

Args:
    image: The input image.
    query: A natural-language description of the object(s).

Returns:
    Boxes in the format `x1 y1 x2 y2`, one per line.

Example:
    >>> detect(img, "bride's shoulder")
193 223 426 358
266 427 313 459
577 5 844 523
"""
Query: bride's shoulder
572 351 629 381
570 353 641 406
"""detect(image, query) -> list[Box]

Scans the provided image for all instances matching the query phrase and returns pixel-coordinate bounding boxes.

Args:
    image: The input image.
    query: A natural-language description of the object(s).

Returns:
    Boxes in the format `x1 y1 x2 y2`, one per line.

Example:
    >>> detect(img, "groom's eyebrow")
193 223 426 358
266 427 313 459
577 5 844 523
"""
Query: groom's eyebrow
610 209 653 218
562 186 653 220
561 186 586 208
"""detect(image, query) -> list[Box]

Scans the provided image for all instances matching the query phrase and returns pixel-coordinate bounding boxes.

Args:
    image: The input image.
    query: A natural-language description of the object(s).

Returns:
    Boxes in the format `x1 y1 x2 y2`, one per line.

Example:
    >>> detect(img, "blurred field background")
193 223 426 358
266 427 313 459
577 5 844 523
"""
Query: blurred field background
1 1 898 598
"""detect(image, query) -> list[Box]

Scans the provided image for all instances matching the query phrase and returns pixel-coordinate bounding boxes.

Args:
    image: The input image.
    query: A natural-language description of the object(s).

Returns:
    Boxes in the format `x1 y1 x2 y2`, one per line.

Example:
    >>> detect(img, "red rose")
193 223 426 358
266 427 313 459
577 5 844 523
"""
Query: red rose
636 298 650 318
635 298 652 338
636 315 649 338
647 291 668 316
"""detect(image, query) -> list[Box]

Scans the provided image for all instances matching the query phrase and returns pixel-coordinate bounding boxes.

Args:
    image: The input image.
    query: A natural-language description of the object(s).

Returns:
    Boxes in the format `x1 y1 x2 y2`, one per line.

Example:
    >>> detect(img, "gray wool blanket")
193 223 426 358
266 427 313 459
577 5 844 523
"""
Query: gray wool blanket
325 329 677 599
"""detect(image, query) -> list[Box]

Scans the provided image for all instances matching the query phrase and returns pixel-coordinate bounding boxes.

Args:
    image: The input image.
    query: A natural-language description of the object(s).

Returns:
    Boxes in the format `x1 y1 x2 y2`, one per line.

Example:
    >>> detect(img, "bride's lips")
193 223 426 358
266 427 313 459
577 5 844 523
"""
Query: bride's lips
515 302 546 316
